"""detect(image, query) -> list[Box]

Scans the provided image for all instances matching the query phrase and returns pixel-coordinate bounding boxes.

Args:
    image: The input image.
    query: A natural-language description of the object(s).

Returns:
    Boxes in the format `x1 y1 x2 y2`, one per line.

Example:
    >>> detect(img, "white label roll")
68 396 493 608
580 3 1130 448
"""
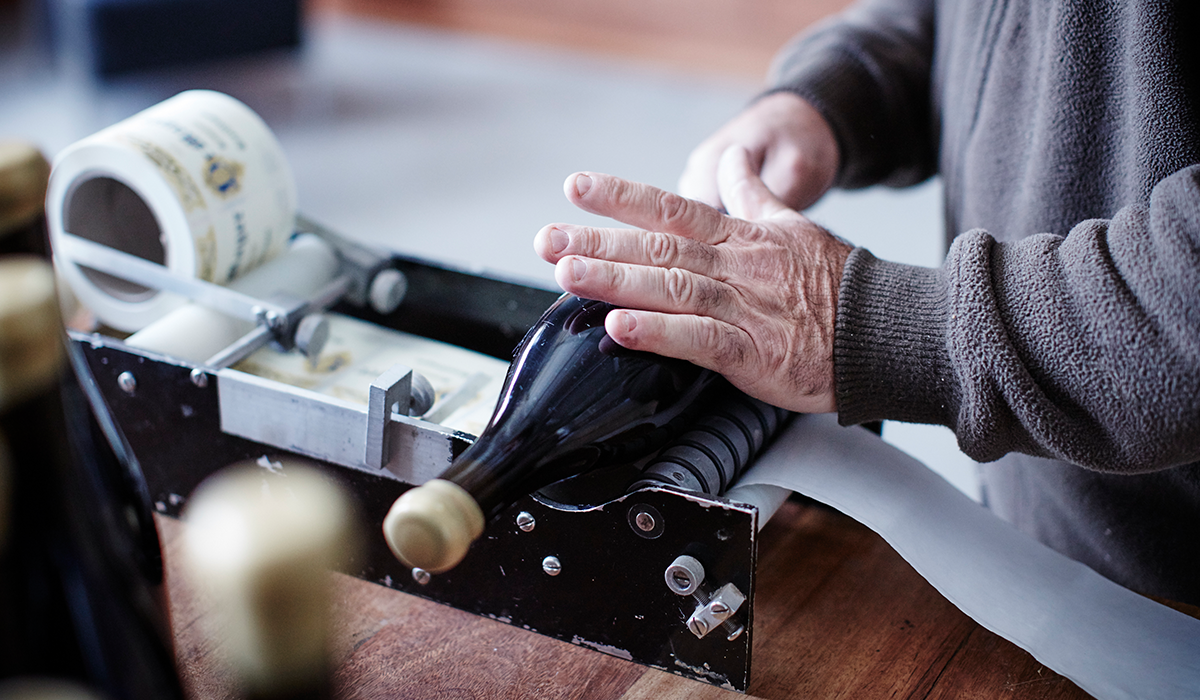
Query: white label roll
47 90 297 332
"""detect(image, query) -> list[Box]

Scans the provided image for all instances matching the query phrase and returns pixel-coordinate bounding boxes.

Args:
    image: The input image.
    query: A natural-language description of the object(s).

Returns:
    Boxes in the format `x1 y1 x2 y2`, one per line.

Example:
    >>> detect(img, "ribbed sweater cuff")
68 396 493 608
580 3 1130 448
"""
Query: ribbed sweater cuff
834 248 958 427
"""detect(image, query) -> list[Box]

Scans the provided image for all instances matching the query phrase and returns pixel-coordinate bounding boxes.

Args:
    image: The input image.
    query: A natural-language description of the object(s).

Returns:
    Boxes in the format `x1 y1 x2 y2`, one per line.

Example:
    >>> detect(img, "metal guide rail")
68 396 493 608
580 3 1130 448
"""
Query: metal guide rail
70 229 767 691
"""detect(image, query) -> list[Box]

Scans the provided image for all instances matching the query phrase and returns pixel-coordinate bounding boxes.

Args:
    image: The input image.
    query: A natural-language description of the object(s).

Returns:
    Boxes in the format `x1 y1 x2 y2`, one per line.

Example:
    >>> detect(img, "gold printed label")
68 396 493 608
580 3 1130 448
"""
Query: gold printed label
194 226 217 281
120 135 206 213
203 154 244 199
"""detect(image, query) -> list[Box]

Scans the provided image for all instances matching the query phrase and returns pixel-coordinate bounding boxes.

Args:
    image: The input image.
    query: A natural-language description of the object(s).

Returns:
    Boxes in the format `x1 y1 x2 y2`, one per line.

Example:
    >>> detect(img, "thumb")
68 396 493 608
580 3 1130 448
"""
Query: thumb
717 145 792 221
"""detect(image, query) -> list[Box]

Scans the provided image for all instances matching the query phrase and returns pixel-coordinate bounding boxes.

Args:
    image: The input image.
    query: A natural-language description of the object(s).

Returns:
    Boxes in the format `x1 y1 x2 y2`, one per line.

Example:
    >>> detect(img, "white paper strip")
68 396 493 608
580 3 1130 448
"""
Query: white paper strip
737 413 1200 700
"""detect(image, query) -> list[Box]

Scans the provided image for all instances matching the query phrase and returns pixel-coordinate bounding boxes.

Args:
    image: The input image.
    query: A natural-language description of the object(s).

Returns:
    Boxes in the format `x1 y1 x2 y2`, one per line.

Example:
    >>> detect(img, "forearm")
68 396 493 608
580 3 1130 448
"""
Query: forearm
835 165 1200 473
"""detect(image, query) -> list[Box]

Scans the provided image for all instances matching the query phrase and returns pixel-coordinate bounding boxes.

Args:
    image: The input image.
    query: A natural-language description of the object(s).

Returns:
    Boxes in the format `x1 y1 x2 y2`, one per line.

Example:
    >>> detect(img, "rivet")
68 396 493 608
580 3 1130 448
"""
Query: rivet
516 511 536 532
117 371 136 395
412 568 431 585
542 556 561 576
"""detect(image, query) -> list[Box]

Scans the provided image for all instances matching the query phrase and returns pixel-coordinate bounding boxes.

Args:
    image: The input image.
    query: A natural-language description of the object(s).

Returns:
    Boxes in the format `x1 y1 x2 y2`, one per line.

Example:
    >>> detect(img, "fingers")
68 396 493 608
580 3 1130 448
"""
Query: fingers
717 146 793 221
677 143 725 209
534 223 723 276
604 308 749 376
553 254 733 320
563 172 729 245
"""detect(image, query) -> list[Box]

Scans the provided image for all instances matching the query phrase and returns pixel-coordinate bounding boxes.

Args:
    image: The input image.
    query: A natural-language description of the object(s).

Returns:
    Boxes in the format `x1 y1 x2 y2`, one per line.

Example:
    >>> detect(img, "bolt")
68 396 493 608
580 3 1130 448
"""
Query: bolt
724 622 745 641
635 511 656 532
516 511 536 532
411 568 431 585
542 556 561 576
189 368 208 388
664 555 705 596
117 371 136 395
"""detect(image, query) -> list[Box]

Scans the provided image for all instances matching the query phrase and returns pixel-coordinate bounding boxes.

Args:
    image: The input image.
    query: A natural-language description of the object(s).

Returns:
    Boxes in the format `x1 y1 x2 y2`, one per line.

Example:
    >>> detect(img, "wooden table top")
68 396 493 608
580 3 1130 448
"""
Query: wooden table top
161 499 1093 700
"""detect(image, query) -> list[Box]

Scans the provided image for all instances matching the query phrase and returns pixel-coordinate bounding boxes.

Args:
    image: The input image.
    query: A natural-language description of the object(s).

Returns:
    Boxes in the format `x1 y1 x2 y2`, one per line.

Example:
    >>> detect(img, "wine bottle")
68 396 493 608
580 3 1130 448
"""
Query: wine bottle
0 141 51 258
0 257 185 698
383 294 717 573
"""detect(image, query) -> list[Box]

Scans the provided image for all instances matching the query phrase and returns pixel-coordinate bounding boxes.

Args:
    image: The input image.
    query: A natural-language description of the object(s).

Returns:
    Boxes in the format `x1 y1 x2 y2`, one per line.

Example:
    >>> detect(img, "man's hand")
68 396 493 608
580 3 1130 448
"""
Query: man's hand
533 146 852 414
678 91 840 212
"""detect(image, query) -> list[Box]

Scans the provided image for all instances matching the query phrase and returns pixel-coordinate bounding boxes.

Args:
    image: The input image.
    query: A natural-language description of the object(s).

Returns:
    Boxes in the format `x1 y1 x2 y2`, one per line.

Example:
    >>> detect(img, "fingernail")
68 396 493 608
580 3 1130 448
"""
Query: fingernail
574 174 592 197
549 227 569 254
619 311 637 334
570 257 587 281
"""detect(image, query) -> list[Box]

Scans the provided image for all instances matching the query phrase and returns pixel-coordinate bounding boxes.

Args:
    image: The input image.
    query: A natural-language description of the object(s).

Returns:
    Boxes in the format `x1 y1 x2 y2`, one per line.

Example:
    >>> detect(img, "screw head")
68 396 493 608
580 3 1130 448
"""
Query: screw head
688 618 709 637
664 555 704 596
189 368 208 388
541 556 561 576
412 568 431 585
516 511 536 532
711 601 730 615
117 371 136 395
628 503 664 539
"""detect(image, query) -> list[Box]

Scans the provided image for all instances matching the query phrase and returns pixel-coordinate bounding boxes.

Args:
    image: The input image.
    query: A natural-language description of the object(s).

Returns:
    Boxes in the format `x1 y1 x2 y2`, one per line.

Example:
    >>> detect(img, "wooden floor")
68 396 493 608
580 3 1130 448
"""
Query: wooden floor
163 501 1094 699
309 0 854 78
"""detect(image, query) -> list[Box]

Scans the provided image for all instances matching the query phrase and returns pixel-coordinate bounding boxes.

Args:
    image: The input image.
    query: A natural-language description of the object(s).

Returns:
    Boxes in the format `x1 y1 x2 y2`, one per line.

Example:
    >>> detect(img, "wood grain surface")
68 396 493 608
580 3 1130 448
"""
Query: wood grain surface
162 499 1094 699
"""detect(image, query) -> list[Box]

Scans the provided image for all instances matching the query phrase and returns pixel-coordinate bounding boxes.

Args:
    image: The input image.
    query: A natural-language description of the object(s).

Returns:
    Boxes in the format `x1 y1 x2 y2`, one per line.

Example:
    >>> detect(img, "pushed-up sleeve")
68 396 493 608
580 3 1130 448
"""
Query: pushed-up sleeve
835 165 1200 474
768 0 938 189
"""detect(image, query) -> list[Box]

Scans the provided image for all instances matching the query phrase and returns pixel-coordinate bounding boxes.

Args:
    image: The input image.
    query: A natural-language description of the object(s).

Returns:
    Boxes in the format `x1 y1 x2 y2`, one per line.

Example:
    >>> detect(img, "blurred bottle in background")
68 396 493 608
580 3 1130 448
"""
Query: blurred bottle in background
0 141 184 699
183 461 359 700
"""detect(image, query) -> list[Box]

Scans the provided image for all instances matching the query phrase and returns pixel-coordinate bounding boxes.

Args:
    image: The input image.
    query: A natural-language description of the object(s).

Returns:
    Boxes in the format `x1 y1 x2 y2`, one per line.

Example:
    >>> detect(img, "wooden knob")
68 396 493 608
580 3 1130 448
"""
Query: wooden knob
382 479 483 574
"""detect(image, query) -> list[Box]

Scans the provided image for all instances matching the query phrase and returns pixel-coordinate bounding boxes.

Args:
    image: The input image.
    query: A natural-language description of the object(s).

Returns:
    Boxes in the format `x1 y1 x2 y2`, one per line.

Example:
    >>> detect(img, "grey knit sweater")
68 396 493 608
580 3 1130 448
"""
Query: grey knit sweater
771 0 1200 604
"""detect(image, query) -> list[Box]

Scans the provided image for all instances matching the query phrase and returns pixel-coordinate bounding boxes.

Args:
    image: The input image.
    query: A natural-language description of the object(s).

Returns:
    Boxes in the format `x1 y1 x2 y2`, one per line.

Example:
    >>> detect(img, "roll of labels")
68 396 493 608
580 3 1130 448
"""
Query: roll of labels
46 90 411 371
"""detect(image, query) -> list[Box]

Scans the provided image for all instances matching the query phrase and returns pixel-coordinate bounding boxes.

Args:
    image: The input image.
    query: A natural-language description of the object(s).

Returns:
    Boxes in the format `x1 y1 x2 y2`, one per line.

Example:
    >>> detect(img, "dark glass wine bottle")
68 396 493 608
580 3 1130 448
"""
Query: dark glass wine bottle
0 261 184 696
0 142 51 258
383 294 717 573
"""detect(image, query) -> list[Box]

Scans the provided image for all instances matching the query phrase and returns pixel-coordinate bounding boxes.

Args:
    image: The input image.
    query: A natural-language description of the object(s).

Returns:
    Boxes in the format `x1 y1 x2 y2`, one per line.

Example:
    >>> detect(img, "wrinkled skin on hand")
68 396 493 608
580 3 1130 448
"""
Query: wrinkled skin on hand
533 146 852 414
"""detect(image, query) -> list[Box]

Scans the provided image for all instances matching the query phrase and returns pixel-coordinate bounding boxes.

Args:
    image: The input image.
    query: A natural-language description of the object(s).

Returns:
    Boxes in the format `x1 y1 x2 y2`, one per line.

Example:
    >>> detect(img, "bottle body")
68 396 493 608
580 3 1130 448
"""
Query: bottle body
384 294 715 572
445 294 716 519
0 257 184 698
